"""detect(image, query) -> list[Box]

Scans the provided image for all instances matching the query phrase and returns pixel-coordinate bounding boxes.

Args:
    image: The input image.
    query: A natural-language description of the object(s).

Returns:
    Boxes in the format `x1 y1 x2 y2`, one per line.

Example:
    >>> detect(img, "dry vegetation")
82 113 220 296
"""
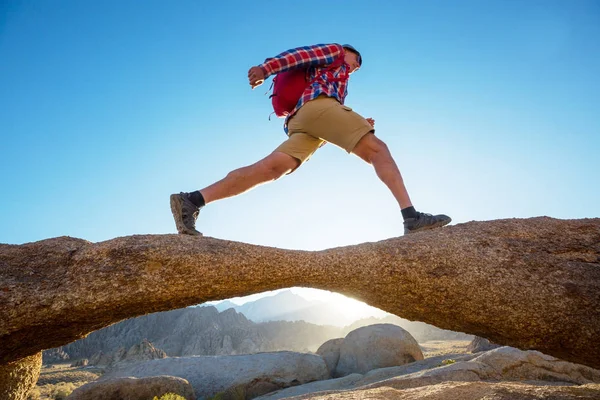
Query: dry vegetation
419 340 471 358
28 363 103 400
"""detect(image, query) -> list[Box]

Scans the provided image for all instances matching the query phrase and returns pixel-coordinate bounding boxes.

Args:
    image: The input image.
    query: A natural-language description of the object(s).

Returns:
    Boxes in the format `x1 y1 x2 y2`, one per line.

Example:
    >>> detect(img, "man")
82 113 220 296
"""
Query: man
170 43 451 236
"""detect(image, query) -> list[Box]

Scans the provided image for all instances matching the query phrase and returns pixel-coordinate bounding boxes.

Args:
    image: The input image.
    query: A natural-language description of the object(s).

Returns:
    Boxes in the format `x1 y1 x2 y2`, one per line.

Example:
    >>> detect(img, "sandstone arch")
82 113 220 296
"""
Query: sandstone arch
1 217 599 376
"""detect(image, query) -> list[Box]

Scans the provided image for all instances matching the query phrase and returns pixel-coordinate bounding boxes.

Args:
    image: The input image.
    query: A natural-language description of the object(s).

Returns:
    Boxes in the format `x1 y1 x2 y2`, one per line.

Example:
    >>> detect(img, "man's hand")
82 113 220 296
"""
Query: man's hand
248 66 265 89
366 118 375 127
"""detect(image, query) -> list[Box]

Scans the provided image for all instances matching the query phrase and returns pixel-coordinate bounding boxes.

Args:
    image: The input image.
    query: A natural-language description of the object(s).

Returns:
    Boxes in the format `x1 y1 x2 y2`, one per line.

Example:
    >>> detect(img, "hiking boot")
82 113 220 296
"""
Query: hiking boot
404 212 452 234
170 192 202 236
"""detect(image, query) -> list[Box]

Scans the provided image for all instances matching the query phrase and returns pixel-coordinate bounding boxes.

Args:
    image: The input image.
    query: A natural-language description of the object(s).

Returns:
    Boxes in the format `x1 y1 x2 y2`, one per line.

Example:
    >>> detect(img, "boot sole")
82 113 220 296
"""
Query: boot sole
170 194 202 236
405 217 452 235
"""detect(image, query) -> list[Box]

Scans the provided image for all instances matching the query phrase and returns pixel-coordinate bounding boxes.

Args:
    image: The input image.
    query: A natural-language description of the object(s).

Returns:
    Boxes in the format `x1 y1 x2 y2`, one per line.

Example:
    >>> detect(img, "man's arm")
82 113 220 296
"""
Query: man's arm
248 43 343 89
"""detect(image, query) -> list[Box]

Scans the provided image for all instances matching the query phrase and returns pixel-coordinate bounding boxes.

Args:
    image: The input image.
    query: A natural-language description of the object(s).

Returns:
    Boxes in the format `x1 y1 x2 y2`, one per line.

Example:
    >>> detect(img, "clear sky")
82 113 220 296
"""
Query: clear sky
1 0 599 251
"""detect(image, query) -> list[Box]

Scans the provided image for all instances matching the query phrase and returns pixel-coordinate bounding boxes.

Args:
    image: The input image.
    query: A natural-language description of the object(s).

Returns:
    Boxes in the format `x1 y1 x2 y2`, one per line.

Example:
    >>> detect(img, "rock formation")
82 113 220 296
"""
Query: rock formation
318 324 424 378
42 347 70 365
316 338 344 376
70 359 88 367
100 351 328 399
258 346 600 400
0 353 41 400
88 339 166 369
1 217 599 397
55 306 340 362
67 375 195 400
274 382 600 400
467 336 501 353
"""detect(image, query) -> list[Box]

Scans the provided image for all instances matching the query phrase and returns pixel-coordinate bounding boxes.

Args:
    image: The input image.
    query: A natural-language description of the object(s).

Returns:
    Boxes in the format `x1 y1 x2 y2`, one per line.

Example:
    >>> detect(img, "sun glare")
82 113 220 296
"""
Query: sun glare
290 287 388 321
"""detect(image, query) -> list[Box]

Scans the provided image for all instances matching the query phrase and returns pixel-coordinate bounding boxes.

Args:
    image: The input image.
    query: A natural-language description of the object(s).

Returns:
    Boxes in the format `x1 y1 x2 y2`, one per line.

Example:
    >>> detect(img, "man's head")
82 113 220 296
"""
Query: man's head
342 44 362 73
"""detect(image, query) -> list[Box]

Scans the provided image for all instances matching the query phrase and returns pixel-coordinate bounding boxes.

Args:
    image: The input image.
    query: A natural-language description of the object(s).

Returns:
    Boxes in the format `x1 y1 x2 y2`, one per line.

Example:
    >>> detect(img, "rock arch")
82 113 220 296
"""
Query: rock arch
1 217 599 377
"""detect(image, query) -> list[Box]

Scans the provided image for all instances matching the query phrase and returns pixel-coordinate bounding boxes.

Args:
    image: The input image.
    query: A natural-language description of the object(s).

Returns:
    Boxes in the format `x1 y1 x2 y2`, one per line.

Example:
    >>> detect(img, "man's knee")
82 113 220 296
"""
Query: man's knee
257 152 300 180
352 133 389 163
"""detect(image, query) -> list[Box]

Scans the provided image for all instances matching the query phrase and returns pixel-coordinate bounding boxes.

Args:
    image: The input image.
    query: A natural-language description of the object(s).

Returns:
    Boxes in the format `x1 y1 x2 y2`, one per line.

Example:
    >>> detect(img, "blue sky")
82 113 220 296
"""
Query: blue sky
1 0 599 249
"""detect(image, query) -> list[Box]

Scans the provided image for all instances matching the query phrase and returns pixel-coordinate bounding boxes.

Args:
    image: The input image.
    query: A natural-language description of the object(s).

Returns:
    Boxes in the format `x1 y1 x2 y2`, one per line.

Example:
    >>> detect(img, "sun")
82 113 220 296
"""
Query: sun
290 287 388 321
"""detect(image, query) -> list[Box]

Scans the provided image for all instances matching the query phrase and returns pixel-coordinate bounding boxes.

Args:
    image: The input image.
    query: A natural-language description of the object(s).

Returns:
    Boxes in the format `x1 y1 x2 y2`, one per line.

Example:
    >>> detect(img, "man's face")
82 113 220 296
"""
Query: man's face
344 51 361 74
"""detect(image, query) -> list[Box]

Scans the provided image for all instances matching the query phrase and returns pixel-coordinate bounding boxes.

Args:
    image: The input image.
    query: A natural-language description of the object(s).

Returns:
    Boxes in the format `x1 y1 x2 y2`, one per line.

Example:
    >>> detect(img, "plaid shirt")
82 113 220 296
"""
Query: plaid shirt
259 43 350 133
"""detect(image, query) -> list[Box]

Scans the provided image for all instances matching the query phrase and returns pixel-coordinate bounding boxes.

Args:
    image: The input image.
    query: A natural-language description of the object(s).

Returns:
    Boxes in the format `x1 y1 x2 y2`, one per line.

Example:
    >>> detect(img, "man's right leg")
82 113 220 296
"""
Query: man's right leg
170 152 299 236
170 132 323 235
200 151 299 204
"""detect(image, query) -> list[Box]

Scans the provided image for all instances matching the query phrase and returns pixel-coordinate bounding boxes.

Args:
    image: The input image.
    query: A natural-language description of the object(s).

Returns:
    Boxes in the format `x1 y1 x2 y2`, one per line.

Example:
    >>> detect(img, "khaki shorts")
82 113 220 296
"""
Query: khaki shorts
274 95 374 169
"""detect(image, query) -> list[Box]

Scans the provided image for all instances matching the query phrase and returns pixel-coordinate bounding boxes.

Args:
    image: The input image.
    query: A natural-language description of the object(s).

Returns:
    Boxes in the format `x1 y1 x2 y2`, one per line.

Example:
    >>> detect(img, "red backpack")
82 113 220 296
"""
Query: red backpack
269 53 347 118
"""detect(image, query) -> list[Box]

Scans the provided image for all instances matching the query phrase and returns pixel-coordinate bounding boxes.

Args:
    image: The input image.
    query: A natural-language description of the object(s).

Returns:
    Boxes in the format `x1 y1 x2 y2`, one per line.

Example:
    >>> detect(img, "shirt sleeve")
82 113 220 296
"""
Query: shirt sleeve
258 43 344 79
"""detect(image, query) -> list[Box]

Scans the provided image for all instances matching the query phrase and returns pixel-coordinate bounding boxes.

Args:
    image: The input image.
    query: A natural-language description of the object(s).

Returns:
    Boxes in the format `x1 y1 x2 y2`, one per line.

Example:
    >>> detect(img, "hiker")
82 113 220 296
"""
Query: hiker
170 43 451 236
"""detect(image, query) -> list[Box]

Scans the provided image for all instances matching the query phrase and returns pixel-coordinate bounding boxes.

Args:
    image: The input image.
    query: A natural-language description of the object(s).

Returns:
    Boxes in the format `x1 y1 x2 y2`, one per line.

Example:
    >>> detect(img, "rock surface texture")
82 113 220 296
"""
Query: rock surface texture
258 346 600 400
293 382 600 400
0 352 41 400
100 351 328 399
467 336 501 353
316 338 344 376
335 324 424 377
0 218 599 379
88 339 166 369
66 375 196 400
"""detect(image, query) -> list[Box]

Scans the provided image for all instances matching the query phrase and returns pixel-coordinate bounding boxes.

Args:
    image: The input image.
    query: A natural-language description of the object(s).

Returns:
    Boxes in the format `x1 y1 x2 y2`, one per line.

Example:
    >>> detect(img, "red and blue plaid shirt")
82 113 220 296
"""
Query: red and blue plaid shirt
259 43 350 133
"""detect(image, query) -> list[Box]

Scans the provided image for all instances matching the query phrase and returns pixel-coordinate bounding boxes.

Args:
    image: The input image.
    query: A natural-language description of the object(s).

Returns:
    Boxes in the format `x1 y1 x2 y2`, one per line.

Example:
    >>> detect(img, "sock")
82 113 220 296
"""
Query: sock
188 191 205 208
401 206 418 220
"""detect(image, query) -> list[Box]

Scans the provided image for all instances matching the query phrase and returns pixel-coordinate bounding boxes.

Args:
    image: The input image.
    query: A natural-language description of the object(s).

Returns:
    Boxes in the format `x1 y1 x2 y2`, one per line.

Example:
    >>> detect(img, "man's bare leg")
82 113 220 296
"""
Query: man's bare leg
351 132 413 209
351 132 451 234
200 151 299 204
170 151 299 235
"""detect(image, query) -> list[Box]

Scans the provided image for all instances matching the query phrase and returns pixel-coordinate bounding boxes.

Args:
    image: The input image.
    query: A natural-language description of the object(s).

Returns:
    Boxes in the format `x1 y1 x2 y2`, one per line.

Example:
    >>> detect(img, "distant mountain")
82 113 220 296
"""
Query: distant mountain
48 293 471 364
211 290 472 342
53 306 341 362
212 290 374 326
214 300 238 311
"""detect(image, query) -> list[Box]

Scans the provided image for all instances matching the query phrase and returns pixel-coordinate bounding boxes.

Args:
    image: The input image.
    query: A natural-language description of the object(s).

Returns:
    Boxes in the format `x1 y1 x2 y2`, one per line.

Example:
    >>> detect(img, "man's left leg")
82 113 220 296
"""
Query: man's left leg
298 99 451 235
352 132 451 234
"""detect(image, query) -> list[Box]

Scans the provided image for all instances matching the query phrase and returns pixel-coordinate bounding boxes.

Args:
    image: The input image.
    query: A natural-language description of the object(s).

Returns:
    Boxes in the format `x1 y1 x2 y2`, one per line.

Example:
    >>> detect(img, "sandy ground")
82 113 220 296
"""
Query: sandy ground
419 340 471 358
32 363 104 399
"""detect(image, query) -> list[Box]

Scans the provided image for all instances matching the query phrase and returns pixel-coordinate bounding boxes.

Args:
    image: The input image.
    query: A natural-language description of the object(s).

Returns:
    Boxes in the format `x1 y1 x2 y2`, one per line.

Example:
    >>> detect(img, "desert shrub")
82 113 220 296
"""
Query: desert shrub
26 387 41 400
442 359 456 365
37 369 100 385
48 382 77 399
208 385 246 400
153 393 187 400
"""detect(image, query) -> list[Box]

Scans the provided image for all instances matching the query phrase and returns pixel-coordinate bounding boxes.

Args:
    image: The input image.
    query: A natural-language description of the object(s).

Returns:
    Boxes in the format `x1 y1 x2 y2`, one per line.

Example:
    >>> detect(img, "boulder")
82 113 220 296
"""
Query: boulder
70 359 88 367
66 375 195 400
472 346 600 384
101 351 328 399
293 381 600 400
0 352 41 400
315 338 343 376
335 324 423 377
257 373 363 400
354 346 600 393
260 347 600 400
467 336 501 353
